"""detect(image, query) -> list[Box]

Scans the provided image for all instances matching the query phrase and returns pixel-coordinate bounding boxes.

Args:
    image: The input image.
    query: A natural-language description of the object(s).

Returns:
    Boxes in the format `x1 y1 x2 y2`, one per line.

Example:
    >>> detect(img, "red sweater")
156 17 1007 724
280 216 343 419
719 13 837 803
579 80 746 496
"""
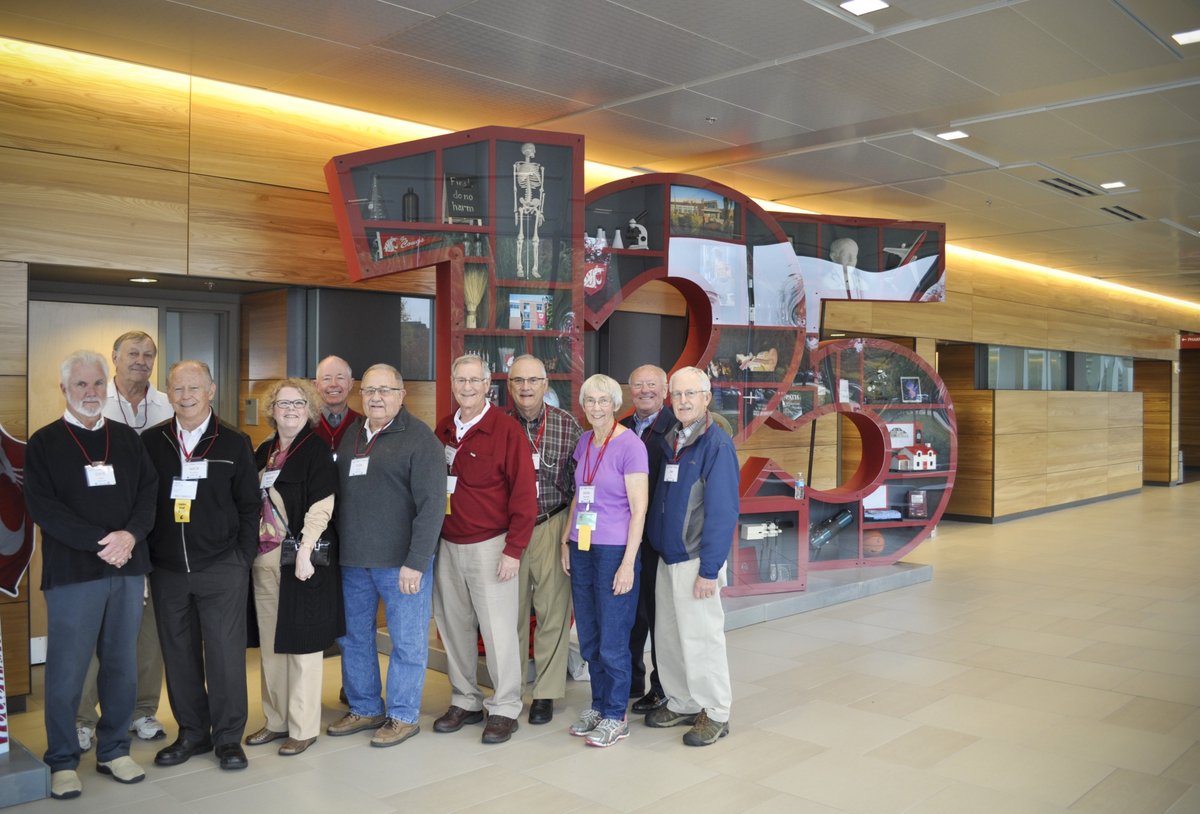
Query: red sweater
315 407 360 452
435 405 537 558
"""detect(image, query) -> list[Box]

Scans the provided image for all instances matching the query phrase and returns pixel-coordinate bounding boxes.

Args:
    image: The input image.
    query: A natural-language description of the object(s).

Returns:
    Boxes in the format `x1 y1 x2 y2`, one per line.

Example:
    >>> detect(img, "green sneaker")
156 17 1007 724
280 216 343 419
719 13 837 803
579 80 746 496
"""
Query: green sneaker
568 708 602 736
644 705 697 728
682 710 729 746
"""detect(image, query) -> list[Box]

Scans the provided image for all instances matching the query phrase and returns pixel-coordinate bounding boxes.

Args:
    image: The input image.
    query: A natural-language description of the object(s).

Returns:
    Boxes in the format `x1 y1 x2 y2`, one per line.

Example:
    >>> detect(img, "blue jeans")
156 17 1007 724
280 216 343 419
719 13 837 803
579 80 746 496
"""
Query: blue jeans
570 543 640 719
339 561 433 724
44 574 143 769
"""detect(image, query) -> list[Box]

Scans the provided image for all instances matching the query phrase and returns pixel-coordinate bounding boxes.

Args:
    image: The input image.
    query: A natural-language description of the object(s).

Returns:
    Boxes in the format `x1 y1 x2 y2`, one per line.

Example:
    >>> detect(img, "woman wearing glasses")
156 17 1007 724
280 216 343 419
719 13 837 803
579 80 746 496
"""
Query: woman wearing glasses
246 378 342 756
560 374 648 747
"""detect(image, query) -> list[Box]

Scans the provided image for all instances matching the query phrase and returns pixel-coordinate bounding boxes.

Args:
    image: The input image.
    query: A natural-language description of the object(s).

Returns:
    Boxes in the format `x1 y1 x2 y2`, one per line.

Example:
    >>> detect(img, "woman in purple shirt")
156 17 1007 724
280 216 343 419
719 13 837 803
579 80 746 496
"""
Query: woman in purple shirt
560 374 648 747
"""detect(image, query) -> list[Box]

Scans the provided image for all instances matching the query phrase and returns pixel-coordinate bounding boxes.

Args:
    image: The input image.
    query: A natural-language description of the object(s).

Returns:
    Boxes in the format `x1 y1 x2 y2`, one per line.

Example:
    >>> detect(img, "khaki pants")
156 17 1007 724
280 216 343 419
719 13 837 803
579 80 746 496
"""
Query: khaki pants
655 558 732 722
518 511 572 699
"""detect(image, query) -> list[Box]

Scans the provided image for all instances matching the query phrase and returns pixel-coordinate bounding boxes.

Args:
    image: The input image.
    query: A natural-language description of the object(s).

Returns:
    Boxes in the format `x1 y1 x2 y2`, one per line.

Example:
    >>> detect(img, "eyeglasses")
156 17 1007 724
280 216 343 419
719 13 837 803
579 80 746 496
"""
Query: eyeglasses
361 386 403 397
453 377 486 387
582 396 613 407
273 399 308 410
670 389 710 400
509 377 546 386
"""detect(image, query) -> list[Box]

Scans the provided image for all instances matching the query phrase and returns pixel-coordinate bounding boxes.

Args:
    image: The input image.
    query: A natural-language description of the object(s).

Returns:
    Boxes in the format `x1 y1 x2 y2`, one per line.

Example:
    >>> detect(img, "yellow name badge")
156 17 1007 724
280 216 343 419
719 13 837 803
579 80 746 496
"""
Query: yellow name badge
576 511 597 551
174 498 192 523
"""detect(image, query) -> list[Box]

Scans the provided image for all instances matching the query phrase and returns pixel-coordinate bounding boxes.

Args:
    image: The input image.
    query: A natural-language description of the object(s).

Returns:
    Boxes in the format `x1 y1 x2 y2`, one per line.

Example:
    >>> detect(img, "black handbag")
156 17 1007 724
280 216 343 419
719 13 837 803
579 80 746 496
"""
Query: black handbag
267 491 332 567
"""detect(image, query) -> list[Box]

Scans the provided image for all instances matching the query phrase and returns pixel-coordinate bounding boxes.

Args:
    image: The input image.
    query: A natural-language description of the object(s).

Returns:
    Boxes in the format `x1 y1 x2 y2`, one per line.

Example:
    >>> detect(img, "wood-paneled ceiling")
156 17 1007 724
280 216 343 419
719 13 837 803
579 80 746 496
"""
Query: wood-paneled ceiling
3 0 1199 304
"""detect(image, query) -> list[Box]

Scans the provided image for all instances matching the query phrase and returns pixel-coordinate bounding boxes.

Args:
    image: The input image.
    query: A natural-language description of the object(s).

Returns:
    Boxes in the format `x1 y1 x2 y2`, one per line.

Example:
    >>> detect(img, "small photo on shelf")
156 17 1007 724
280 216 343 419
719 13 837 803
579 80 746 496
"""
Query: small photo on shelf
900 376 922 403
507 293 552 331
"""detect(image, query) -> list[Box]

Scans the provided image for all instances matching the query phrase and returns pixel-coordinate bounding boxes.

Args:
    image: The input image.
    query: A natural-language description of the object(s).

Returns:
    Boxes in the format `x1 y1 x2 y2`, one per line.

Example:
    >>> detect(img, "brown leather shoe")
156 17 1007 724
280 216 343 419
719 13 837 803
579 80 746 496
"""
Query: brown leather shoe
278 736 316 756
244 727 288 746
433 705 484 733
481 714 518 744
370 718 419 748
326 712 386 737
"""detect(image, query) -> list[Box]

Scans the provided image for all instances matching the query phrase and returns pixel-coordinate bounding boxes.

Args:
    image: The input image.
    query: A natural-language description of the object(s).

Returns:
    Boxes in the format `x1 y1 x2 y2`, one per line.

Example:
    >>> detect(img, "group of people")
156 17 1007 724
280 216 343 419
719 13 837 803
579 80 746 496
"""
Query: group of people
25 335 739 801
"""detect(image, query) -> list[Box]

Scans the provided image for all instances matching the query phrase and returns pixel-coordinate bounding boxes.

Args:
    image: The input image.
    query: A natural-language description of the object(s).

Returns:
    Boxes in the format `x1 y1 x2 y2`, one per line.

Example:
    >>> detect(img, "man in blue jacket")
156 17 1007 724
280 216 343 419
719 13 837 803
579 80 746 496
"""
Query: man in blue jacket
643 366 737 746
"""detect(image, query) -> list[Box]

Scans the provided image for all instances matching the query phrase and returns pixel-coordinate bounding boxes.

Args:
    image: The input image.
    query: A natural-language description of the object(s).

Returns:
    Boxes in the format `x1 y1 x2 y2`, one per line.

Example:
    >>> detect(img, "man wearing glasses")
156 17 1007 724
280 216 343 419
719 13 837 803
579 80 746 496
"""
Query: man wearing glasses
505 355 581 725
432 355 537 744
643 367 738 747
327 364 445 748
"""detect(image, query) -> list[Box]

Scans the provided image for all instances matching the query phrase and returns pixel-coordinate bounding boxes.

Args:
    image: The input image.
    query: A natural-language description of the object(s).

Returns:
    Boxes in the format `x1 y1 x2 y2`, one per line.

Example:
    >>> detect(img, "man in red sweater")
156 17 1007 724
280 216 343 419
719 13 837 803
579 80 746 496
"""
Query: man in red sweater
313 355 359 453
432 355 537 745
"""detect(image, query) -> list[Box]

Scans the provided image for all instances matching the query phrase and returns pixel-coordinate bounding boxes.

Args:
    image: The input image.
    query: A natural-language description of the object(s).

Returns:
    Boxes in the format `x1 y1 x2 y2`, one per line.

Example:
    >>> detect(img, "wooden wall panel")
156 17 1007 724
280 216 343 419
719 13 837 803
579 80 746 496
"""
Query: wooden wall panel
994 432 1047 479
1108 460 1143 492
403 381 438 429
614 280 687 317
1135 359 1176 482
936 344 976 391
946 476 991 516
1046 466 1109 504
1181 350 1200 467
241 290 288 382
972 297 1048 348
1108 392 1143 428
1107 428 1143 464
994 474 1046 516
1047 392 1108 432
0 39 190 171
995 391 1047 434
0 262 27 376
0 600 30 696
0 148 188 274
1046 429 1109 474
0 375 26 439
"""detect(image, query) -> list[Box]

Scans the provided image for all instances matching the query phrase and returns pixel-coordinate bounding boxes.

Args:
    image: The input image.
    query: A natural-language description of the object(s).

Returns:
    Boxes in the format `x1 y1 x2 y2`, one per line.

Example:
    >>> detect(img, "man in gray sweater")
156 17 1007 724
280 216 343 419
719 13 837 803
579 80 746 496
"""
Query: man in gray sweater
326 364 446 748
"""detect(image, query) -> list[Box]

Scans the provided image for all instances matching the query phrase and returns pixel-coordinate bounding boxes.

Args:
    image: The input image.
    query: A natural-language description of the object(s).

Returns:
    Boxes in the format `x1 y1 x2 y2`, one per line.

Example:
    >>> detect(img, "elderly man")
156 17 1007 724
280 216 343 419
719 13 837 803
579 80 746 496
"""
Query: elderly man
644 366 738 746
620 364 675 715
141 360 259 770
313 355 359 452
25 350 158 799
432 354 537 744
326 364 445 747
76 331 173 752
505 354 580 725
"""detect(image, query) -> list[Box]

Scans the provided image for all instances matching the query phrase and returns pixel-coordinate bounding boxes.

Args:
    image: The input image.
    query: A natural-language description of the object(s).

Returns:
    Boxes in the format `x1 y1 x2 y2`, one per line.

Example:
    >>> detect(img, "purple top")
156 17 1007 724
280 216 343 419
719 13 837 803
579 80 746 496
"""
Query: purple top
568 427 649 546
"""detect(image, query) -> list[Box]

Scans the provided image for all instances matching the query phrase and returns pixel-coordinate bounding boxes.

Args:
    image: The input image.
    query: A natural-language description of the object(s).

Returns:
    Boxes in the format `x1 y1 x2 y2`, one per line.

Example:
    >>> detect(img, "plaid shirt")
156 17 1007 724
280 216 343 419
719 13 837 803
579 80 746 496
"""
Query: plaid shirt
508 403 581 516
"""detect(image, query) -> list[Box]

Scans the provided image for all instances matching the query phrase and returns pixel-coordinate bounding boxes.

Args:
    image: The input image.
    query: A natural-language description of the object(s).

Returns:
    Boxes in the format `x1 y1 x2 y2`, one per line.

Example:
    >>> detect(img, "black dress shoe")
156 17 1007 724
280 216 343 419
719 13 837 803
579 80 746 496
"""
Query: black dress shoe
481 715 518 744
154 737 213 767
215 742 248 770
528 699 554 725
632 689 667 714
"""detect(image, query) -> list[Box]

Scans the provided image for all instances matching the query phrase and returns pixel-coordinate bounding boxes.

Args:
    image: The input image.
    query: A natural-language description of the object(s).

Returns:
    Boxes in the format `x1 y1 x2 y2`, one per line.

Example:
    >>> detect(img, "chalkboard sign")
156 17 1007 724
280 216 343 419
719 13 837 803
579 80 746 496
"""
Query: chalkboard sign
444 175 481 224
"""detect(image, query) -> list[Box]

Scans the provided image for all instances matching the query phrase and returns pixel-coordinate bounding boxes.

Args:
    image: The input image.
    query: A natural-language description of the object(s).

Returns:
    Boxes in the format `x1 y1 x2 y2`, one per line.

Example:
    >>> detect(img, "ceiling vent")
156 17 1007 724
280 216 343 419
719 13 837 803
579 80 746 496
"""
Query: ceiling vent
1100 205 1146 222
1038 177 1099 197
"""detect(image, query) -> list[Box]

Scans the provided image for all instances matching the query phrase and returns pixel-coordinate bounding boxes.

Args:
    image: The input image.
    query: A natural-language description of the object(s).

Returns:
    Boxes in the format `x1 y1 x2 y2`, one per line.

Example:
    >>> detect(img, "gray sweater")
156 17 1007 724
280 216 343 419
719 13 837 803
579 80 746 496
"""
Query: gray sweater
334 408 447 571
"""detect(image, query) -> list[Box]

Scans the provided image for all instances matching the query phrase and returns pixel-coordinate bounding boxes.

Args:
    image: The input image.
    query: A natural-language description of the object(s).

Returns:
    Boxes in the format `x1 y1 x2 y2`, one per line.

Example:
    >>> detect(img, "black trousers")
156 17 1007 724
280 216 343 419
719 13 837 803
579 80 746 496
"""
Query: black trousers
150 549 249 746
628 542 662 696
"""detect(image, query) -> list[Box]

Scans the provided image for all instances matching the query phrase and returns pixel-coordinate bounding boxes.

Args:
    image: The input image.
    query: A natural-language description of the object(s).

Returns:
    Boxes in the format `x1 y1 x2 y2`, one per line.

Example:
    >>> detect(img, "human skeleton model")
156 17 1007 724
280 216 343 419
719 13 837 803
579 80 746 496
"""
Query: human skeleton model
830 238 861 299
513 142 546 279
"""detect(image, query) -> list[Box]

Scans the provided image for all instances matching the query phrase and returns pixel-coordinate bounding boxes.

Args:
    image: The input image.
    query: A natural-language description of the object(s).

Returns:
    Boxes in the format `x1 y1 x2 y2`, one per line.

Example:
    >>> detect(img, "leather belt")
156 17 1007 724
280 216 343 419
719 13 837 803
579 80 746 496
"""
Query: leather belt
535 503 569 525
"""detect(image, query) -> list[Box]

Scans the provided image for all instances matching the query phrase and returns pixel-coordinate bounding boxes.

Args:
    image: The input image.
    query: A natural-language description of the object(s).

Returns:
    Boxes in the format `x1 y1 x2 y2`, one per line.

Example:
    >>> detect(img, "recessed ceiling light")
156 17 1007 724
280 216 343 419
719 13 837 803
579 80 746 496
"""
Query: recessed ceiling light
937 130 969 141
129 277 158 283
840 0 889 16
1100 181 1126 190
1171 28 1200 46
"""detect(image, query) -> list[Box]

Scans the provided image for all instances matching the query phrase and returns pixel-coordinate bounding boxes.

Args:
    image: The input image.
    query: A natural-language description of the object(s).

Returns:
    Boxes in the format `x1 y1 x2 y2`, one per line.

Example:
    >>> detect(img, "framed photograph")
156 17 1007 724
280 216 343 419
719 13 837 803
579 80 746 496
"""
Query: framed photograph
669 185 740 238
885 422 915 449
900 376 922 403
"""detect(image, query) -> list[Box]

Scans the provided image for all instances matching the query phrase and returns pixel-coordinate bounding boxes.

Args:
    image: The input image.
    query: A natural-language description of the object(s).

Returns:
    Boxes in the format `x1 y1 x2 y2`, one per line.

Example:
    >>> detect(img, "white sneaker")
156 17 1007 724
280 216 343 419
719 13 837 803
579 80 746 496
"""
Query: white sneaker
130 715 166 740
77 725 95 752
584 717 629 748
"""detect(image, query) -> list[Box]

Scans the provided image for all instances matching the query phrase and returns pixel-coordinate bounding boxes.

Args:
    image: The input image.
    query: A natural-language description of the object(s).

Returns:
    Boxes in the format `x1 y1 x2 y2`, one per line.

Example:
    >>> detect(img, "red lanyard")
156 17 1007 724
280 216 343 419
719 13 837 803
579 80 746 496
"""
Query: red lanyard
581 422 616 486
524 412 547 454
63 419 109 465
353 421 388 459
269 431 310 471
178 420 219 461
670 416 710 462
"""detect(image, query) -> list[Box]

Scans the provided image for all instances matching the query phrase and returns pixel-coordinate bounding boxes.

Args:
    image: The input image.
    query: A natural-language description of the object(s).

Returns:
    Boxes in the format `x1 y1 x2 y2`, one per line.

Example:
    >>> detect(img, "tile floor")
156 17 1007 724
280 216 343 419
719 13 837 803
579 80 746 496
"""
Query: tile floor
6 482 1199 813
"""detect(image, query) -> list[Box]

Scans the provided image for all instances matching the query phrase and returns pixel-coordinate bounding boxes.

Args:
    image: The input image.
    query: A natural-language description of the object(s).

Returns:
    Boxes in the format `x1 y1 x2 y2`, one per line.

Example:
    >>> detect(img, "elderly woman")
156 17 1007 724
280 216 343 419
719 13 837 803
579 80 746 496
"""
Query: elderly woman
246 378 342 756
560 374 648 747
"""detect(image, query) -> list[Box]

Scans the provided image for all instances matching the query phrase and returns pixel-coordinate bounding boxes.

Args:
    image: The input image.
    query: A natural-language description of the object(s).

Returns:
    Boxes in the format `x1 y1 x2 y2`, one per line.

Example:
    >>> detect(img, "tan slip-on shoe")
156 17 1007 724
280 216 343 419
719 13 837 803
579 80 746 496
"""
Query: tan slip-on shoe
51 770 83 799
97 755 146 784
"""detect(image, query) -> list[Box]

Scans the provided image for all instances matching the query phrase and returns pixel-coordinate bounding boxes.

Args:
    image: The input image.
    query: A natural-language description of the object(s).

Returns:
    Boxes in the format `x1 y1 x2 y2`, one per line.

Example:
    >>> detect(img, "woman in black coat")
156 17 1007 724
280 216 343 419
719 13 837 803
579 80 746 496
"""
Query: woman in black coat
245 378 342 756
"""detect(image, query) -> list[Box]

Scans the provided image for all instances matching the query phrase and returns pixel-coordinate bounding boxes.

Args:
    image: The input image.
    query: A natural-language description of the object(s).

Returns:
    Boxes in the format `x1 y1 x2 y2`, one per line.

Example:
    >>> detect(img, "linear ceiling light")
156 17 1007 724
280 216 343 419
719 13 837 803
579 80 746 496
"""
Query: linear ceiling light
936 130 969 141
1100 181 1126 190
1171 28 1200 46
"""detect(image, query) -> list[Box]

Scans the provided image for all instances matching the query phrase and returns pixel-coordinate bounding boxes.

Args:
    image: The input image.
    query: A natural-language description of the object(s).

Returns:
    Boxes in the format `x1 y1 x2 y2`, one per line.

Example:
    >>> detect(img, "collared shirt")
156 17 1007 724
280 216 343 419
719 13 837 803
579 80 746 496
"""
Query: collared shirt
632 409 660 438
322 406 349 428
62 410 105 431
454 401 490 442
674 415 707 452
103 380 173 434
508 403 581 516
176 412 213 457
363 418 393 443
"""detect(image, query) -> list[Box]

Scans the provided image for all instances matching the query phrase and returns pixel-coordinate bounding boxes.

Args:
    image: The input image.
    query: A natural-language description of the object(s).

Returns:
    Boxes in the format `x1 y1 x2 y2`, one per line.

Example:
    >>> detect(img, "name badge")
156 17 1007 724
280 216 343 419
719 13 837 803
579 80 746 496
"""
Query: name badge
170 478 198 500
182 460 208 480
349 457 370 477
447 476 458 494
85 464 116 487
576 511 597 551
532 452 540 471
664 464 680 482
578 485 596 505
174 498 192 523
444 445 457 467
260 470 280 489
